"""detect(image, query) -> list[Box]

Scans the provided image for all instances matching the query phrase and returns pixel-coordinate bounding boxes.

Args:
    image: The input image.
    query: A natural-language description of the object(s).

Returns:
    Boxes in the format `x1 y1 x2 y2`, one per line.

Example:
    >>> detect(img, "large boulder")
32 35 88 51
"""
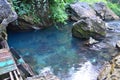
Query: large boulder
0 0 17 28
0 0 17 39
8 16 43 31
8 14 52 31
72 17 106 40
98 54 120 80
8 0 53 31
93 2 119 21
67 2 96 21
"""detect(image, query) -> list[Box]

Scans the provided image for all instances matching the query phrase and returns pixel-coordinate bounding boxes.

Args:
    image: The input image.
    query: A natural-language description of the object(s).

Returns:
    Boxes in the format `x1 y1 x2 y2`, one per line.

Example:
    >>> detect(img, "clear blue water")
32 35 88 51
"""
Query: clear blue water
7 22 119 80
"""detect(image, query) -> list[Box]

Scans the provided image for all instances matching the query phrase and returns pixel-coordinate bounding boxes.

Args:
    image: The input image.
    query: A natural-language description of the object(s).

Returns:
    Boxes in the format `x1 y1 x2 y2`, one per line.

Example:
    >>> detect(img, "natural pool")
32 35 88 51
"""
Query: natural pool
7 21 120 80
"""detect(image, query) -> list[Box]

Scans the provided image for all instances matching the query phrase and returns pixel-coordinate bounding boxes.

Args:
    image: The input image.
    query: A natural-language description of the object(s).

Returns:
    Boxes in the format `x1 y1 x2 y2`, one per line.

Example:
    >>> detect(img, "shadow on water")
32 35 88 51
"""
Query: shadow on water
7 21 120 80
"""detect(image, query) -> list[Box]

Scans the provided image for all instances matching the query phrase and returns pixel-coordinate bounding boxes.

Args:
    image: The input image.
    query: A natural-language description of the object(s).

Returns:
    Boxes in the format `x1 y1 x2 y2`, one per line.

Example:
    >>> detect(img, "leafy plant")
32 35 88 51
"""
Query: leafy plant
107 2 120 16
49 0 75 24
79 0 107 4
12 0 31 16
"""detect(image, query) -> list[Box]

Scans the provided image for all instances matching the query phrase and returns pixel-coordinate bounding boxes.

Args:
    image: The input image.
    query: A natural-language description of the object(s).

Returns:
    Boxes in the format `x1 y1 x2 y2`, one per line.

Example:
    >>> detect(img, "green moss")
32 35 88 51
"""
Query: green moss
73 23 106 39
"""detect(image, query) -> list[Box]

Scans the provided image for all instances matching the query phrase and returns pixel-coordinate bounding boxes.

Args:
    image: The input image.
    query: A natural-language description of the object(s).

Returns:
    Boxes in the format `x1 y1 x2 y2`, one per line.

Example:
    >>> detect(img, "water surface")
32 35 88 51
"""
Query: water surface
8 21 119 80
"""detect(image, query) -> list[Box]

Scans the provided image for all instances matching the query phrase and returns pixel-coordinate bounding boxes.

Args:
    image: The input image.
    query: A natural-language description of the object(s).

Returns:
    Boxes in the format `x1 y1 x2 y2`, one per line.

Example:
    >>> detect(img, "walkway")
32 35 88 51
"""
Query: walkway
0 48 23 80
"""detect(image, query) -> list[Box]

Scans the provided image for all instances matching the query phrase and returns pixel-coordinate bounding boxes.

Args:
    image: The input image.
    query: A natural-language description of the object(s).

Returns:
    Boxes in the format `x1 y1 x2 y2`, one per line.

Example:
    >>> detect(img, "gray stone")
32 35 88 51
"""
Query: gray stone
85 37 99 45
93 2 119 21
72 17 106 40
0 0 17 28
68 2 96 21
98 54 120 80
116 40 120 49
0 0 17 40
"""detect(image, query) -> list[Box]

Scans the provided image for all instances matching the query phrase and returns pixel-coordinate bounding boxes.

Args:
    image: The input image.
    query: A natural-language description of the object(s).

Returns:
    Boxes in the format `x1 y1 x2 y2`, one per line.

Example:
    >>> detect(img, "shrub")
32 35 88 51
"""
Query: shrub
107 2 120 16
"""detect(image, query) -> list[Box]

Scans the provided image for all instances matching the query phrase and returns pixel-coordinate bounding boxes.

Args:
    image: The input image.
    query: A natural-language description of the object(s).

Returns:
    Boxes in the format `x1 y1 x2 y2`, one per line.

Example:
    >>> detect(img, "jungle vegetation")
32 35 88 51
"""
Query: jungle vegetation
12 0 120 24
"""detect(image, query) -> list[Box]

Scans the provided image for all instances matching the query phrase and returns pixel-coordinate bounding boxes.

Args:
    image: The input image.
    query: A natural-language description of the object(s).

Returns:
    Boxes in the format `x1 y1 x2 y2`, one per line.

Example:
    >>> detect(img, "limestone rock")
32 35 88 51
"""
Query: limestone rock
116 40 120 49
106 21 120 32
85 37 99 45
0 0 17 28
98 54 120 80
72 17 106 40
0 0 17 39
9 0 53 31
9 17 42 31
93 2 119 21
68 2 96 21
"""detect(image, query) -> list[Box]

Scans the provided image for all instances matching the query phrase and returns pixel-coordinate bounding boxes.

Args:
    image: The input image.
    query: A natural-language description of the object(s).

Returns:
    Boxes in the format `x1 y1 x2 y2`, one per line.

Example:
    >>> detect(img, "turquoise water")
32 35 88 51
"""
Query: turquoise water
7 22 119 80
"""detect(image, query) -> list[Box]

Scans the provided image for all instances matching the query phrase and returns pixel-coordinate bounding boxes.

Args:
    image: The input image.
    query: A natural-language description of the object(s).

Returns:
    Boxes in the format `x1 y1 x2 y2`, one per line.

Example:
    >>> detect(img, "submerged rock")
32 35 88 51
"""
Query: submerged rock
98 54 120 80
26 67 60 80
93 2 119 21
72 17 106 40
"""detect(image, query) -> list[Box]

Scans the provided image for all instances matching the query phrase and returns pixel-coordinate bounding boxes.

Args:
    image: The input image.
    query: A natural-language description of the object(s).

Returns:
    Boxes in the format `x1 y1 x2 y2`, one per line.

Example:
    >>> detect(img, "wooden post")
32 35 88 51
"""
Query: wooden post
9 72 14 80
14 70 19 80
16 69 23 80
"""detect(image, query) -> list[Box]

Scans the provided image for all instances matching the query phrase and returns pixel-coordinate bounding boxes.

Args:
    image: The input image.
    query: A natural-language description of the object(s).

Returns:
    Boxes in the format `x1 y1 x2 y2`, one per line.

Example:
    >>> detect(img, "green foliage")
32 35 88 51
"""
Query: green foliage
12 0 31 16
107 2 120 16
12 0 120 25
108 0 120 4
12 0 75 24
79 0 107 4
49 0 74 23
12 0 40 23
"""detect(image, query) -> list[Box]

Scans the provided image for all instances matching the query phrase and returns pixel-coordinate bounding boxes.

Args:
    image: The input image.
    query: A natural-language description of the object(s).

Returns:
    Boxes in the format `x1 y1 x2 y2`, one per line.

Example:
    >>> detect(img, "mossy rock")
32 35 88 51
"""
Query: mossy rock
72 18 106 40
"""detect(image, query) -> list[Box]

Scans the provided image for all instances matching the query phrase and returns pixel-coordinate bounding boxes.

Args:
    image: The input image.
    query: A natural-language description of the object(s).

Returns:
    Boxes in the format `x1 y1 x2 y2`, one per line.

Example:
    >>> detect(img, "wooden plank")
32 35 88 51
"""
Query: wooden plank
16 69 23 80
0 64 16 75
14 70 19 80
0 49 12 61
9 72 14 80
3 77 10 80
0 49 8 53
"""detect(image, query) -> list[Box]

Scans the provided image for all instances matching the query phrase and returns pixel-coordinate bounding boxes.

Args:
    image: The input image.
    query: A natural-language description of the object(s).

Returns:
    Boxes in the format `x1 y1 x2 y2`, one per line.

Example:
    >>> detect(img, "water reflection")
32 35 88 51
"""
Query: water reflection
69 61 99 80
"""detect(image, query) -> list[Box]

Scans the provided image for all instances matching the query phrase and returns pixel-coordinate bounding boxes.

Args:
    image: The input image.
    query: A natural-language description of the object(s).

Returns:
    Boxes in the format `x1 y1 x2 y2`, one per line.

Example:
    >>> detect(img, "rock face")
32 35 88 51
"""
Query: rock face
72 17 106 40
68 2 107 40
0 0 17 28
0 0 17 39
93 2 119 21
68 2 119 21
9 0 53 31
9 17 42 31
98 54 120 80
68 2 96 21
116 40 120 49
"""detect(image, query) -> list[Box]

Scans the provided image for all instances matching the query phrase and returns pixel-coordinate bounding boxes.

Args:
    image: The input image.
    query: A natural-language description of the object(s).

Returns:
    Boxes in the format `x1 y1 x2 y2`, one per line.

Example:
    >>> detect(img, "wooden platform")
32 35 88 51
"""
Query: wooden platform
0 49 17 75
0 41 33 80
